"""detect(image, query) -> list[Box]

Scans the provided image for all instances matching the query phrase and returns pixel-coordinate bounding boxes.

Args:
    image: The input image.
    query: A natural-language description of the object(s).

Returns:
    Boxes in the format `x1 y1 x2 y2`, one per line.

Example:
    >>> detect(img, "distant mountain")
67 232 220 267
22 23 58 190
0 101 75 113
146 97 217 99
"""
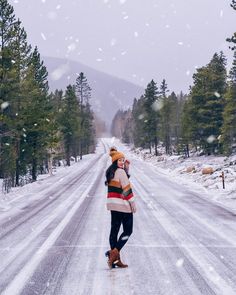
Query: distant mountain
43 56 144 127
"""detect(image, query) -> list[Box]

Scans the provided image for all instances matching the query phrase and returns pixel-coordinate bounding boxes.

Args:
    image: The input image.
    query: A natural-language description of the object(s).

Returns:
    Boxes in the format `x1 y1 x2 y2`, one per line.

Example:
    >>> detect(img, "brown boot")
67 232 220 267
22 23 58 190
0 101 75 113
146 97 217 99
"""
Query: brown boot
116 253 128 268
108 248 119 269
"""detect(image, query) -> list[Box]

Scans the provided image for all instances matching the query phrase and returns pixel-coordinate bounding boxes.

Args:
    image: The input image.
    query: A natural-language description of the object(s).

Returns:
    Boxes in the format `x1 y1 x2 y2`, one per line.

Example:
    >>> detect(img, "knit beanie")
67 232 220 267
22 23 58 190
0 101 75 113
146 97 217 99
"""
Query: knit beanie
109 148 125 163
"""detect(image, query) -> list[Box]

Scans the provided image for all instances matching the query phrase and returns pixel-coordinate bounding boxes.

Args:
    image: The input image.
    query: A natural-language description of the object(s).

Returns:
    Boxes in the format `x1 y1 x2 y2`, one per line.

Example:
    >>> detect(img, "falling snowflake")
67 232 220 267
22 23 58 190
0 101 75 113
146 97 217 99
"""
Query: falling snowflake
134 32 138 38
96 58 102 62
41 33 47 41
123 15 129 20
165 24 170 29
214 92 221 98
1 102 9 110
186 70 191 76
121 51 127 55
152 100 163 111
119 0 127 4
138 114 144 120
110 38 117 46
207 135 216 143
67 43 76 52
121 236 129 241
50 64 70 81
176 258 184 267
56 4 61 10
98 47 103 52
209 266 214 272
220 10 223 18
178 41 183 46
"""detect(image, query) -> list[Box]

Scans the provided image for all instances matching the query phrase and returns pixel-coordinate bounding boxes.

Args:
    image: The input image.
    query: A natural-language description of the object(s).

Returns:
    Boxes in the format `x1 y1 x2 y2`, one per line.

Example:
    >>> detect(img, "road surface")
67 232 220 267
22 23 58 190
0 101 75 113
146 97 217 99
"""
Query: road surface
1 138 236 295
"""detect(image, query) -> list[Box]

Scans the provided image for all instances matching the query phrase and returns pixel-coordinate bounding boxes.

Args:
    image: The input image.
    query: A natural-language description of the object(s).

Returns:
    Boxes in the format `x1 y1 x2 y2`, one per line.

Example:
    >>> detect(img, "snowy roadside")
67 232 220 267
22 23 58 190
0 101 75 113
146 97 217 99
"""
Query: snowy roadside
132 148 236 210
0 154 94 213
109 138 236 211
0 140 107 214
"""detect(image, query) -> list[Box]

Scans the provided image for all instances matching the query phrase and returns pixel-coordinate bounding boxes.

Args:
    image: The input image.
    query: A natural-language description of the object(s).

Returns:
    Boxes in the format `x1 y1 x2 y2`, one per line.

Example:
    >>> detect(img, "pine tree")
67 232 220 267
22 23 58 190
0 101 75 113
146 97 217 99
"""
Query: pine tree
131 96 146 147
75 72 92 159
0 0 16 182
143 80 159 155
111 109 124 139
159 79 169 98
20 49 51 181
0 1 30 186
60 85 80 166
221 50 236 154
180 97 193 157
11 20 31 185
83 102 95 154
187 52 227 154
160 91 178 154
111 109 132 144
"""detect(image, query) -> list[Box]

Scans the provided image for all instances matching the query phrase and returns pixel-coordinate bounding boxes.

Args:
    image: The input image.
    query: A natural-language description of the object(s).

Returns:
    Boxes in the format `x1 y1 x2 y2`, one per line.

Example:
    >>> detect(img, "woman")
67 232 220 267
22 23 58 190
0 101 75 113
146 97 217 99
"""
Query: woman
105 148 136 269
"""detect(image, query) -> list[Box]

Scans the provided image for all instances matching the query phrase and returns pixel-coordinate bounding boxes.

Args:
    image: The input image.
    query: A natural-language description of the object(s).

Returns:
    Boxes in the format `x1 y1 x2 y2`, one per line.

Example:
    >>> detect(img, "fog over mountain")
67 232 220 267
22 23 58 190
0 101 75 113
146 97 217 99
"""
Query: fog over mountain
43 56 144 126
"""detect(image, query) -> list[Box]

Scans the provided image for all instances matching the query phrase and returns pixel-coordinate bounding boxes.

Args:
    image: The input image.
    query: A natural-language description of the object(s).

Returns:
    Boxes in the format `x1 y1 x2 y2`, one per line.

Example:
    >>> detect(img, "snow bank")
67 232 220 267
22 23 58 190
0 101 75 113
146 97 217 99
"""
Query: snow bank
130 147 236 209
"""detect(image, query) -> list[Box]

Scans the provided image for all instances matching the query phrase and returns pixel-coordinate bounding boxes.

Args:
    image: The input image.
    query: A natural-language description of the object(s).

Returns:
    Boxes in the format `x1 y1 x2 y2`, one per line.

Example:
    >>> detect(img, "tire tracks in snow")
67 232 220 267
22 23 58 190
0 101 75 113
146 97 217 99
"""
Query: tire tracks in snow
1 153 107 295
131 165 236 294
0 153 105 241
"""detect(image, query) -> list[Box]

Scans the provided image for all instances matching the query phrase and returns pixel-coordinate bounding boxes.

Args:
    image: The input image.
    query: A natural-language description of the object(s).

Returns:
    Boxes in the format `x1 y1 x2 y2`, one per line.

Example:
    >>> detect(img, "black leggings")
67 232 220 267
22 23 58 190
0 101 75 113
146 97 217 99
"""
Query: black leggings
109 210 133 251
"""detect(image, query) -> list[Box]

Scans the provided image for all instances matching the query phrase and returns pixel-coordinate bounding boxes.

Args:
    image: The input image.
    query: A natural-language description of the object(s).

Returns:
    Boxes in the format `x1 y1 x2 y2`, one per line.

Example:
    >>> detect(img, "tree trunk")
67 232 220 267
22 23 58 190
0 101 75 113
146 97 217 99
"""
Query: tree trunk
186 144 190 158
154 136 158 156
80 140 83 160
32 157 37 181
32 139 37 181
15 136 20 186
48 150 53 176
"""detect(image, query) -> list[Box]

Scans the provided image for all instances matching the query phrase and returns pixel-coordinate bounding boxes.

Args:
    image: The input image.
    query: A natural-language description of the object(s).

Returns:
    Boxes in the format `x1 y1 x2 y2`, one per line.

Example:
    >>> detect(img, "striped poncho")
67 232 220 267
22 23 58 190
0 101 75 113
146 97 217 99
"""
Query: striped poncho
107 168 135 213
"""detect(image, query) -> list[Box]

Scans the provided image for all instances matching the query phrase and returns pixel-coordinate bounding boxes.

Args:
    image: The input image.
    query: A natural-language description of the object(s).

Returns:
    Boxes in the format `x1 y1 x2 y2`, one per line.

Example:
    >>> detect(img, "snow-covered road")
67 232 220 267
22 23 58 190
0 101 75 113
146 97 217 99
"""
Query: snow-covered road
1 139 236 295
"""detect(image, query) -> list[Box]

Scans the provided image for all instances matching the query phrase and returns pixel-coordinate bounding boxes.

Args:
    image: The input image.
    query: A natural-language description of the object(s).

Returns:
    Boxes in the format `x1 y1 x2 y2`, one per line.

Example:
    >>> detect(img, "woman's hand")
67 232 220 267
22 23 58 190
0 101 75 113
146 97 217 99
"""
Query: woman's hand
130 201 137 213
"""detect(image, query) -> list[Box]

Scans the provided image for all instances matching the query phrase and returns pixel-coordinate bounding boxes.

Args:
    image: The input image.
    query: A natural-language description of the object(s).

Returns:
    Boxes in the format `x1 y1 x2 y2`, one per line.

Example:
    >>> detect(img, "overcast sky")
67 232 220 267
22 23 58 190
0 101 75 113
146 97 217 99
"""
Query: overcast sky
9 0 235 93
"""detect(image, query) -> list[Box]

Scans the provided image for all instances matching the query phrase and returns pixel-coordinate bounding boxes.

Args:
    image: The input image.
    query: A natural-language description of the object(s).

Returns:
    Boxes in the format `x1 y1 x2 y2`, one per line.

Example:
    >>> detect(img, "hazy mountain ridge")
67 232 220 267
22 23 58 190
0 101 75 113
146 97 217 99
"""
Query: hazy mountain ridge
43 56 144 126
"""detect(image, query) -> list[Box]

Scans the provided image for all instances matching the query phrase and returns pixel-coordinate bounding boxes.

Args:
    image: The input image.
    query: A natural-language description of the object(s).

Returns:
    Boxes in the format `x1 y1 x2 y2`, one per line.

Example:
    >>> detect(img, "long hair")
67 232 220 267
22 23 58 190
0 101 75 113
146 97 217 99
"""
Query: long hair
105 160 118 185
